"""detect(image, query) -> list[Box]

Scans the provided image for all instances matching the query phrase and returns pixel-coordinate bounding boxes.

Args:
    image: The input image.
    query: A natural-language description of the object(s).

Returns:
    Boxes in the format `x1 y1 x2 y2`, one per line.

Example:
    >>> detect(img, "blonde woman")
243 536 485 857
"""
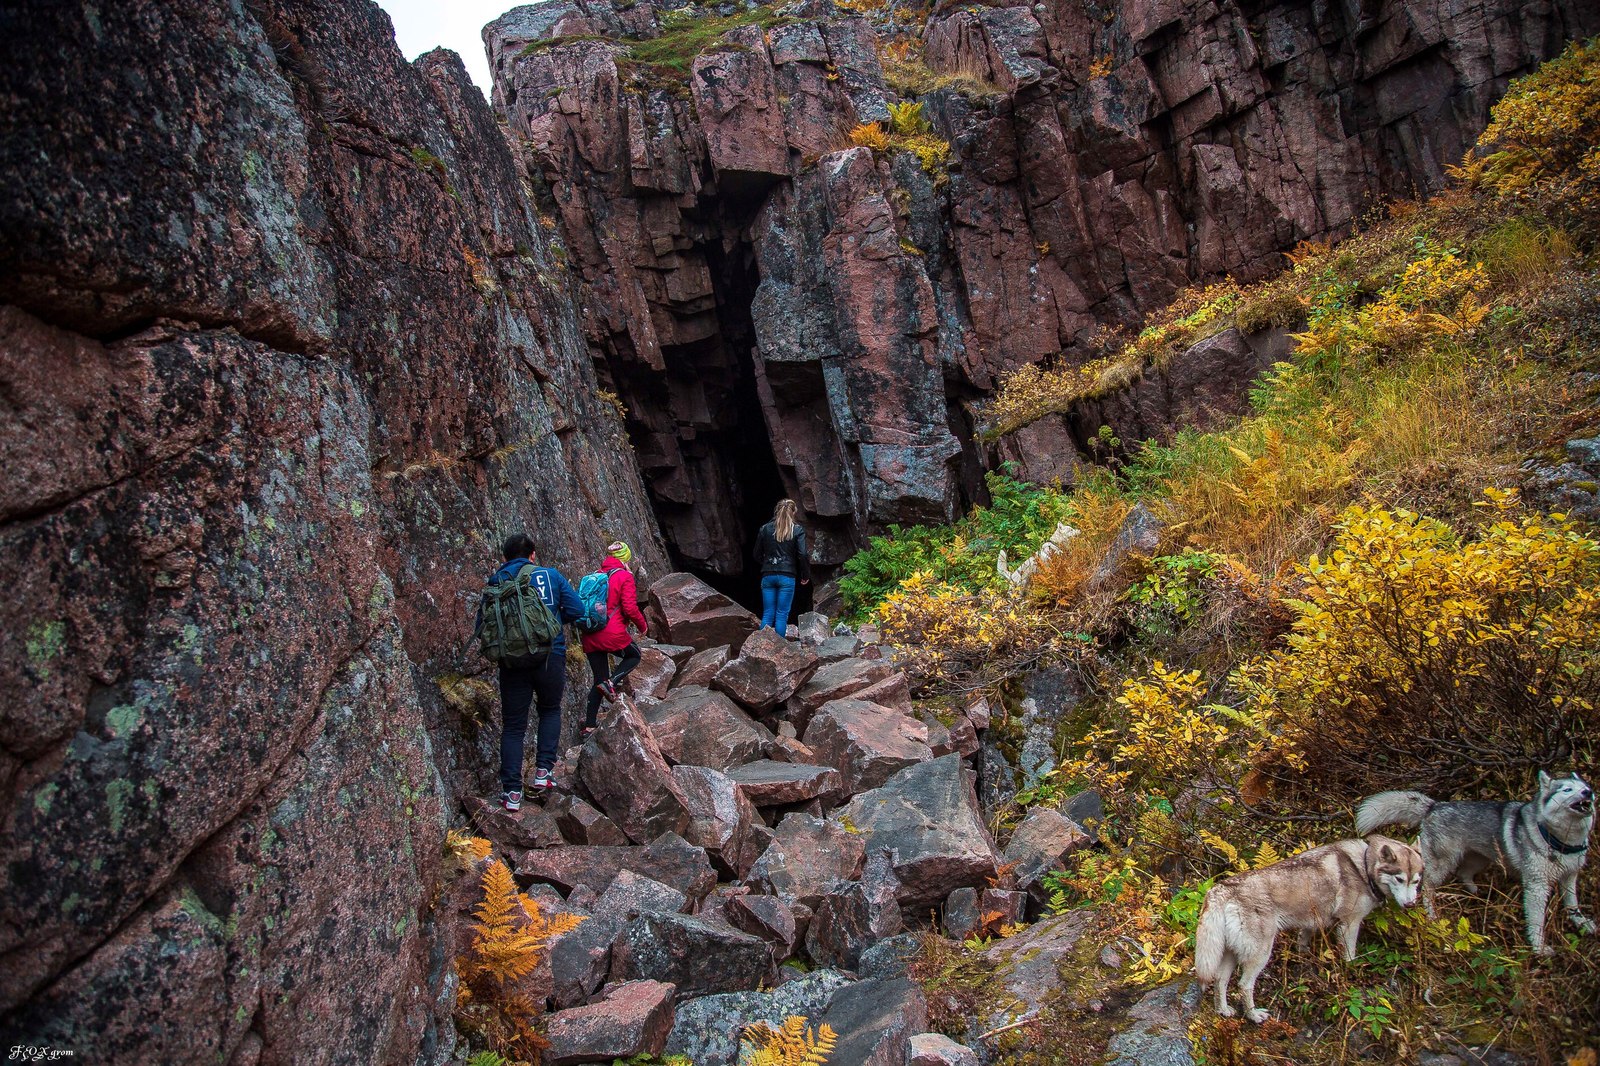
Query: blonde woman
753 499 811 634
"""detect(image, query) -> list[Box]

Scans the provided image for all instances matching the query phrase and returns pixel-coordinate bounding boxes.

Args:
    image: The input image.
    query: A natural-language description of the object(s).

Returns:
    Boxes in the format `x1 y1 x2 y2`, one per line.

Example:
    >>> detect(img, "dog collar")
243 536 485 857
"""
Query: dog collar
1538 821 1589 857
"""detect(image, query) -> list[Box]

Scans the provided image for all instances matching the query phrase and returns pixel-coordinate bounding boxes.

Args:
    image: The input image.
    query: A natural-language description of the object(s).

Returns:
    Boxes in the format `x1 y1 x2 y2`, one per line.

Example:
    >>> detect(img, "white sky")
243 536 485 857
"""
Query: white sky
376 0 522 97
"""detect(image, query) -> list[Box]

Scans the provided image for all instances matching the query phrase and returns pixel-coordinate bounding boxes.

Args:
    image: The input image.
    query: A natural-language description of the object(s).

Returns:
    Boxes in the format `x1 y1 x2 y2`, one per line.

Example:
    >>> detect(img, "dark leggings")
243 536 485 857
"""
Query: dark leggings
585 643 642 726
499 653 566 792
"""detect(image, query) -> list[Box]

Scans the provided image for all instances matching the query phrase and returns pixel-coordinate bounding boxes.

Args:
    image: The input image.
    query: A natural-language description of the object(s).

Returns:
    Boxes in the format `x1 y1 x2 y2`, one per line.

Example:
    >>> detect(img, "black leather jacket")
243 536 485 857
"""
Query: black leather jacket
754 521 811 580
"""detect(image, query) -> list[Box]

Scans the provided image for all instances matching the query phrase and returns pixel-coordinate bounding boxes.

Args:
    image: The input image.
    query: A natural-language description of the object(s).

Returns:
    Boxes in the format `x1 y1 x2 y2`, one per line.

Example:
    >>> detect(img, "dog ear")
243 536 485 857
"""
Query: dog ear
1538 770 1551 790
1379 843 1395 862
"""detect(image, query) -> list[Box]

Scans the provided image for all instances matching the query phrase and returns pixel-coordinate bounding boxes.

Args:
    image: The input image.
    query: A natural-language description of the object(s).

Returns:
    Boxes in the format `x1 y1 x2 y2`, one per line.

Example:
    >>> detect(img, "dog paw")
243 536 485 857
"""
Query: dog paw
1533 943 1555 958
1573 917 1598 935
1216 1004 1236 1018
1246 1009 1270 1025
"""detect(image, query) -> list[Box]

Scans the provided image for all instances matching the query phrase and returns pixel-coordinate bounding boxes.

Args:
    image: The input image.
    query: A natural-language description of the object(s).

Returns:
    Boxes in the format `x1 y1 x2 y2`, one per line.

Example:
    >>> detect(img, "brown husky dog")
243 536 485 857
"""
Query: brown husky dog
1194 835 1424 1023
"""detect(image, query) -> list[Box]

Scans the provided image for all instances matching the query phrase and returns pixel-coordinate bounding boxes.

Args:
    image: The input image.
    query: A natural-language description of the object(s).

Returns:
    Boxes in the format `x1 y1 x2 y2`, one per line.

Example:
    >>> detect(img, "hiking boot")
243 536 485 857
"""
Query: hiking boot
531 769 556 794
597 679 619 701
502 790 523 812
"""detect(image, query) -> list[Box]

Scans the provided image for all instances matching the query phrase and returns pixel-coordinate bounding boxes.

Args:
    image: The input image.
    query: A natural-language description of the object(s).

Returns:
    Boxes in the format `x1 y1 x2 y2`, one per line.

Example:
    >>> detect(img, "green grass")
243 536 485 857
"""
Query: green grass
518 5 798 83
838 470 1074 621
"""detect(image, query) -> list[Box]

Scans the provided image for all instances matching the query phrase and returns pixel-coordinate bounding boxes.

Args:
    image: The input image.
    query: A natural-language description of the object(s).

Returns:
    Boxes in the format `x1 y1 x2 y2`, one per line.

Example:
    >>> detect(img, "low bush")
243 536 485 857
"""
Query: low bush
1238 492 1600 802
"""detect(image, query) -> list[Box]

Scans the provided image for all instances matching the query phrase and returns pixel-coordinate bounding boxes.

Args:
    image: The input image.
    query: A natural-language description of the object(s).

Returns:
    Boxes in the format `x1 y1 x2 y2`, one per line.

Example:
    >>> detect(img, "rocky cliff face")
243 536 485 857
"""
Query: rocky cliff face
489 0 1597 574
0 1 665 1061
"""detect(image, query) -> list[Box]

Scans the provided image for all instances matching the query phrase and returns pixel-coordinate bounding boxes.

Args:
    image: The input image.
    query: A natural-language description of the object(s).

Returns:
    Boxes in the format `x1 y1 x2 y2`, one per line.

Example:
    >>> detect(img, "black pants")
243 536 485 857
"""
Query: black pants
499 652 566 793
585 643 642 727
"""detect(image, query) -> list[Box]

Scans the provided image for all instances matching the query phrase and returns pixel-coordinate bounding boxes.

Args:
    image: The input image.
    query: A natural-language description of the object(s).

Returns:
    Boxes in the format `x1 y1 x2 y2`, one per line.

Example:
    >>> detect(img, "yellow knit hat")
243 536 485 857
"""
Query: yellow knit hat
607 540 632 563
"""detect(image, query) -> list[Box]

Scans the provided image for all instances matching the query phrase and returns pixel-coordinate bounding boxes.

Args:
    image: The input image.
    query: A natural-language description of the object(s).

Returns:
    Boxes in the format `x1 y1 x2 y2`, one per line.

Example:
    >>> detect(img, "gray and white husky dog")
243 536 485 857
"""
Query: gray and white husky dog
1356 772 1596 953
1195 835 1423 1023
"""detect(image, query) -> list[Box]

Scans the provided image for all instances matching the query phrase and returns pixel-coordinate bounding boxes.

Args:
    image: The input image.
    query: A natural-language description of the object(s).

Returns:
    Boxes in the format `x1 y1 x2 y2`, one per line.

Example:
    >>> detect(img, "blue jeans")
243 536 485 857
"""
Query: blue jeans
498 652 566 792
760 574 797 634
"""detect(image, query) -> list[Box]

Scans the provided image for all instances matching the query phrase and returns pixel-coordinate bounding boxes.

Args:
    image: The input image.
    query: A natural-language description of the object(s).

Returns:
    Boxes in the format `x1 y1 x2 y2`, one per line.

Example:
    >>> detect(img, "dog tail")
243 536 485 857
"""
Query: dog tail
1193 893 1227 985
1355 790 1435 835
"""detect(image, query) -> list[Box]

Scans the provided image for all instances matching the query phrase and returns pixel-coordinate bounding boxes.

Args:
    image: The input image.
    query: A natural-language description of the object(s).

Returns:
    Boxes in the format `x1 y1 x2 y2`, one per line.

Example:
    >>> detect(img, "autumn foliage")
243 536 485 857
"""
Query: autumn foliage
454 859 584 1063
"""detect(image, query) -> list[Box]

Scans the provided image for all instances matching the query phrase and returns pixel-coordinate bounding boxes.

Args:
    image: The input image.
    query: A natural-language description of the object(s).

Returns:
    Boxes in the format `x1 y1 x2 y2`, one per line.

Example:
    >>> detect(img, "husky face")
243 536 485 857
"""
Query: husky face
1374 842 1424 907
1538 772 1595 826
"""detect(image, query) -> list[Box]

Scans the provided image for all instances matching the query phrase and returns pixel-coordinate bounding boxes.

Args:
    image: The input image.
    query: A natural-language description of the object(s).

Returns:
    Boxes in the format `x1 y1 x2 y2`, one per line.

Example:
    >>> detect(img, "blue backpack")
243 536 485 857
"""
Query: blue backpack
575 567 620 633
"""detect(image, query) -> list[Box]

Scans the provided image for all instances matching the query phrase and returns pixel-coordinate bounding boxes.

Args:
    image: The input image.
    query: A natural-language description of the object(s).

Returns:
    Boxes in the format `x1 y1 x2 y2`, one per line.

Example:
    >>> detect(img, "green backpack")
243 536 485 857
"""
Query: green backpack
476 564 562 668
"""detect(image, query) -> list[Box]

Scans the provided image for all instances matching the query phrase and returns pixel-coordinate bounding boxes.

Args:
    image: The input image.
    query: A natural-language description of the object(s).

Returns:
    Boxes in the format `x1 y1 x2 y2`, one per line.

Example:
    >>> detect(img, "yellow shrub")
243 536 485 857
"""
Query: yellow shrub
847 122 889 151
1463 37 1600 217
1292 252 1489 364
1066 662 1234 793
1235 492 1600 800
874 573 1062 688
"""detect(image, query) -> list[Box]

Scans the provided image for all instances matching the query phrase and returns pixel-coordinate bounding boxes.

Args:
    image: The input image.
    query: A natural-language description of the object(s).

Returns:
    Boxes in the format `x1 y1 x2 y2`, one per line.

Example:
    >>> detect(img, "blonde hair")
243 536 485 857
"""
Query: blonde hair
773 499 799 542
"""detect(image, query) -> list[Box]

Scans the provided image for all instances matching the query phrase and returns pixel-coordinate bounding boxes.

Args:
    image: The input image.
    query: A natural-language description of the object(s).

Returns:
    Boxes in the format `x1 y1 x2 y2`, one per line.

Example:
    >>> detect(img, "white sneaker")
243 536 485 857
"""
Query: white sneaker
531 769 555 793
501 790 522 812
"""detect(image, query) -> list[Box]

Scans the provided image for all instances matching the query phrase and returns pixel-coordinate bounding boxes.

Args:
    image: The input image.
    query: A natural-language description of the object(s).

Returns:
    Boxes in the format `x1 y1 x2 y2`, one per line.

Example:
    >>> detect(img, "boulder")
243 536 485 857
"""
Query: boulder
1104 981 1204 1066
1062 789 1105 832
941 886 981 941
930 714 979 759
673 645 731 689
816 634 863 663
545 868 692 1010
725 894 798 957
544 979 676 1066
672 765 764 878
611 911 776 997
748 814 867 908
830 755 999 916
465 795 564 851
664 969 853 1066
629 645 679 700
592 870 689 923
975 912 1096 1030
711 626 819 709
805 852 904 969
857 933 921 980
767 733 820 765
516 834 716 906
725 760 842 807
818 977 929 1066
803 699 934 796
548 794 629 847
849 672 914 716
1085 501 1164 594
788 658 896 730
1002 808 1090 904
579 696 691 843
648 573 759 654
963 696 992 731
982 887 1027 928
653 643 698 667
644 687 774 771
793 612 832 645
548 914 618 1010
910 1033 981 1066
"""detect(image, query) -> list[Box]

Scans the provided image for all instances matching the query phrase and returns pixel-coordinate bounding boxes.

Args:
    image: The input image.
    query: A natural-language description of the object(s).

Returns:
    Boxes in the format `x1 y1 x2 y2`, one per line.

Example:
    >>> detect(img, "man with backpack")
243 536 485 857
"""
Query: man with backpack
476 533 584 811
577 540 649 737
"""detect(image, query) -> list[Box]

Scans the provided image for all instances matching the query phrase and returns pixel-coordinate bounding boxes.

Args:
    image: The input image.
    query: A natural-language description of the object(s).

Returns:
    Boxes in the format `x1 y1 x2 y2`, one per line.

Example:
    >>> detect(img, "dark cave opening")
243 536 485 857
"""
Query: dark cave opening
676 235 801 620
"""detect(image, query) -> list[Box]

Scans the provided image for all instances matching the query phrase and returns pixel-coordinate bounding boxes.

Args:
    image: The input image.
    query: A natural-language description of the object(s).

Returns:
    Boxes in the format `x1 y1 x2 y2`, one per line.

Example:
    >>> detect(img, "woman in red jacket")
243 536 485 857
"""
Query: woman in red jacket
580 540 648 735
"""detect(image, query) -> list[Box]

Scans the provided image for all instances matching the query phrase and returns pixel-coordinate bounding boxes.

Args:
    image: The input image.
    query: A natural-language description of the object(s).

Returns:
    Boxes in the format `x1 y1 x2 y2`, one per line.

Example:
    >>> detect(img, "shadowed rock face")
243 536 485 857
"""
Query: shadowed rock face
0 0 664 1060
488 0 1597 571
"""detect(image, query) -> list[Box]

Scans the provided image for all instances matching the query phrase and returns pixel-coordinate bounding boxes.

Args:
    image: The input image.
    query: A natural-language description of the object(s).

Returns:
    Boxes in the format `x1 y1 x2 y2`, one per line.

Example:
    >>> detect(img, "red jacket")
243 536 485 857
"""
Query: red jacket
579 556 648 653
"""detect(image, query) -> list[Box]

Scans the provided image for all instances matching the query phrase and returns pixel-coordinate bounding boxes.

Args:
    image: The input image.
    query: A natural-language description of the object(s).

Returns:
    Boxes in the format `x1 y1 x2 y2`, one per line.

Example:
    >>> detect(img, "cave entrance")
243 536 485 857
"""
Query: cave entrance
672 233 797 620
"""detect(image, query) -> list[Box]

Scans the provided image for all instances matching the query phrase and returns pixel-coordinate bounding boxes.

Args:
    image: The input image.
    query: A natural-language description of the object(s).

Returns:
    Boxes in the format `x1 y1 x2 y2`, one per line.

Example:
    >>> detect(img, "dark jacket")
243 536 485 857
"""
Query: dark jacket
754 521 811 581
487 558 585 655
